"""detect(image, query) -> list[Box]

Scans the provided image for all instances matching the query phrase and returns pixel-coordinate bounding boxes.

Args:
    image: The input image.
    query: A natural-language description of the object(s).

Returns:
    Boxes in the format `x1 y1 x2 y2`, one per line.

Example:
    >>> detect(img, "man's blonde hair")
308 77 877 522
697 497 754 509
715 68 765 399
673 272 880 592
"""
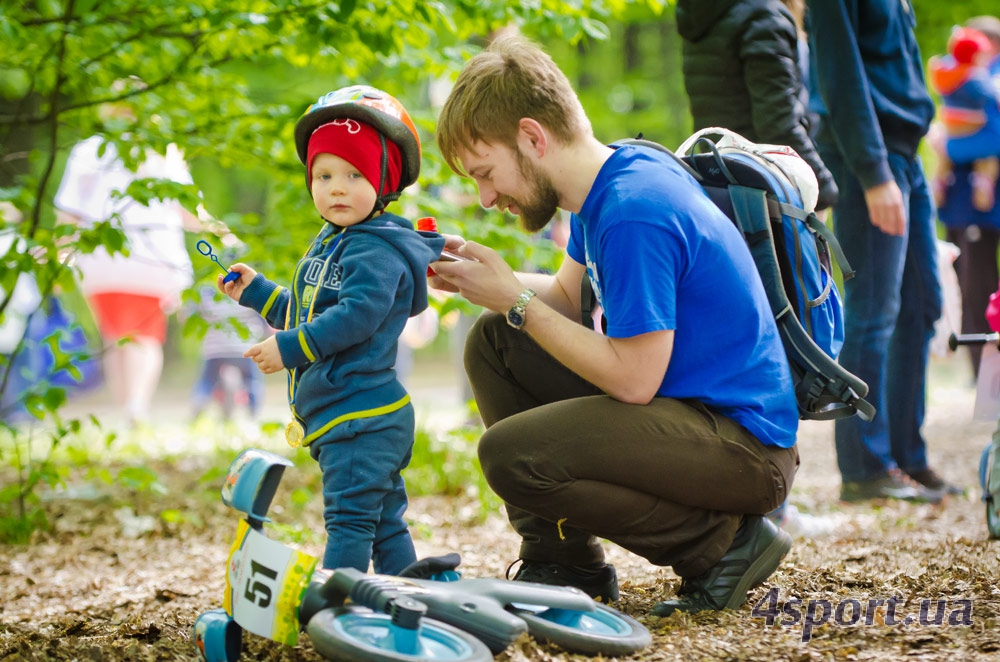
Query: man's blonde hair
436 34 590 175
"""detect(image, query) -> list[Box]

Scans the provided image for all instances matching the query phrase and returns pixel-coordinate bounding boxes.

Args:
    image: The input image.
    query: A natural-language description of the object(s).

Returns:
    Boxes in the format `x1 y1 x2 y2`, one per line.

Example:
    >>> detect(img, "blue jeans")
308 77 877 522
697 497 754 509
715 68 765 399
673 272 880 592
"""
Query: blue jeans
819 147 942 482
309 404 417 575
190 357 264 416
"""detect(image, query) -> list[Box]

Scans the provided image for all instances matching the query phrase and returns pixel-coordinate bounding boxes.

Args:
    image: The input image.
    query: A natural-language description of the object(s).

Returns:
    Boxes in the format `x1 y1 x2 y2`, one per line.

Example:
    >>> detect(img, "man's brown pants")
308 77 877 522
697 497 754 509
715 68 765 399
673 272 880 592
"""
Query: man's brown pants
465 312 798 578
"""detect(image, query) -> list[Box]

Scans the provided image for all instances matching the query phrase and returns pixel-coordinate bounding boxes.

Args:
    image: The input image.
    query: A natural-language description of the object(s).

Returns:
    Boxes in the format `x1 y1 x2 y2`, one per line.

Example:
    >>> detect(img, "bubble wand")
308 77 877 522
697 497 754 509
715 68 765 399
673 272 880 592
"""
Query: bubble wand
196 240 241 284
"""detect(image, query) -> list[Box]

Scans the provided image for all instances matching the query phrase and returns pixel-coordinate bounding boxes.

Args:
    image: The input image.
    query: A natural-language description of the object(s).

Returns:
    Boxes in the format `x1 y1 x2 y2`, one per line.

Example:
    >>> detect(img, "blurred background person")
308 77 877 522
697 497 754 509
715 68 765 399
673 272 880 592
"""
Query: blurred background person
0 204 42 424
185 284 272 423
676 0 838 212
54 99 202 427
933 15 1000 378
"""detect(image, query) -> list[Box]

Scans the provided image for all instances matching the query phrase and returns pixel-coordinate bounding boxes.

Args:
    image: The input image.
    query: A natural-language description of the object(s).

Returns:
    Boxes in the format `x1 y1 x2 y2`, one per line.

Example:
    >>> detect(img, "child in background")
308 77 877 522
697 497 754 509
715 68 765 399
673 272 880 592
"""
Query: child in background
186 284 272 422
218 86 445 575
929 26 1000 212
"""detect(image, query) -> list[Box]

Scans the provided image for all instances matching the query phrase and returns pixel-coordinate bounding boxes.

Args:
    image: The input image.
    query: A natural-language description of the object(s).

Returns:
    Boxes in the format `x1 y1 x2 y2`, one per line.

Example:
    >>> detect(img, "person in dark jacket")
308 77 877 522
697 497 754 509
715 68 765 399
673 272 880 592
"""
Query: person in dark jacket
219 86 446 575
807 0 959 502
676 0 838 211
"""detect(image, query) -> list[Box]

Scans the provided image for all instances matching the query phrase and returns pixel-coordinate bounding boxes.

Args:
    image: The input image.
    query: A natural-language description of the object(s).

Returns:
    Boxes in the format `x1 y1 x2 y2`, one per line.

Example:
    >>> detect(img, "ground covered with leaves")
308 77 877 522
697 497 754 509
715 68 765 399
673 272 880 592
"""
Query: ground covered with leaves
1 359 999 661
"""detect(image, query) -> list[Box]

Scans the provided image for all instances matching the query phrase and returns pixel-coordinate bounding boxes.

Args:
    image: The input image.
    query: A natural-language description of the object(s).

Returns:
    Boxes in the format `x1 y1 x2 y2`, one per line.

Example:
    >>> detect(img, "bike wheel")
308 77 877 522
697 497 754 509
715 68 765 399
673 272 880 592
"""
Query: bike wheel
982 443 1000 539
987 502 1000 539
511 602 651 656
307 606 494 662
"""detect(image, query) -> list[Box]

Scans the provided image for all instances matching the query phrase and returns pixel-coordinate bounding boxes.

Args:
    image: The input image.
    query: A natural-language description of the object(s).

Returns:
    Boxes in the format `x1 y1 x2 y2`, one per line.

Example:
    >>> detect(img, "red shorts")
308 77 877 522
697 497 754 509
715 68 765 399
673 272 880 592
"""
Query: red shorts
88 293 167 344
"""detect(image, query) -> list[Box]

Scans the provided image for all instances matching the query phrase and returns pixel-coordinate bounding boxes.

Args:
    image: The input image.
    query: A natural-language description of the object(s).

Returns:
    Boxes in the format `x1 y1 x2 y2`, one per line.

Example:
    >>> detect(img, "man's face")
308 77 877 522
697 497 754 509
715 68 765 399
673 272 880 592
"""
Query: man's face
460 141 559 233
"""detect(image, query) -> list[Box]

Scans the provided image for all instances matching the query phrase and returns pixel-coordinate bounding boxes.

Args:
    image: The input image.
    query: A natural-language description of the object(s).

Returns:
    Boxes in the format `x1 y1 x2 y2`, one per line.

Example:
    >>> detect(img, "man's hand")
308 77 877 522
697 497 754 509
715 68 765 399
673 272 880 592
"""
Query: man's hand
428 233 467 293
429 241 524 314
863 180 906 236
244 335 284 374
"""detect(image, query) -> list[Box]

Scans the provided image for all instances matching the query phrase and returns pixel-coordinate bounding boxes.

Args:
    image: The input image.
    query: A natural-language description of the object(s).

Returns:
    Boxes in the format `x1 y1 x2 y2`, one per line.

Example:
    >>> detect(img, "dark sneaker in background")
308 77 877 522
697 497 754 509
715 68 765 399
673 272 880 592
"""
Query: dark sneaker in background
840 470 944 503
507 559 619 603
906 467 964 496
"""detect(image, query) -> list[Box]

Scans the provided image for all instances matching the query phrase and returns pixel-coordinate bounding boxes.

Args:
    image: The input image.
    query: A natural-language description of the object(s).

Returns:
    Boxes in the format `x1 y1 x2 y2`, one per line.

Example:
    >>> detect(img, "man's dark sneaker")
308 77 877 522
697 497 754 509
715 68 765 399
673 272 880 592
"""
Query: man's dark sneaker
507 559 619 603
906 467 964 496
839 470 944 503
651 515 792 617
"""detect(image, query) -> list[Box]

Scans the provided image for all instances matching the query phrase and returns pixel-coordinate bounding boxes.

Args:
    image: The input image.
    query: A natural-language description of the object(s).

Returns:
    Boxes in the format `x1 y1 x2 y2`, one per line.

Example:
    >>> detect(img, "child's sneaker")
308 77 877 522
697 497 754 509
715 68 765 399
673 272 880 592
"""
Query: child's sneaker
507 559 619 603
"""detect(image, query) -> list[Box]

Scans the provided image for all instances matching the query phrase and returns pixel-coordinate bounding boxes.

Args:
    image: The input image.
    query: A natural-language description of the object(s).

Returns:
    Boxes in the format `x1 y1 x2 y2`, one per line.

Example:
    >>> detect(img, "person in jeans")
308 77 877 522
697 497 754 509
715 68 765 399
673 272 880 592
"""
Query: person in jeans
430 34 799 615
806 0 959 501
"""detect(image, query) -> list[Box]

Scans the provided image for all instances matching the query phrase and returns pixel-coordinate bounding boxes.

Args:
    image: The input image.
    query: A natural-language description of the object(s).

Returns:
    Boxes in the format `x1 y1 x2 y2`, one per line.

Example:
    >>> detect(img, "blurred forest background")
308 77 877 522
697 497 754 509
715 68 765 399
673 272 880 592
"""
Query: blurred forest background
1 0 995 348
1 0 998 541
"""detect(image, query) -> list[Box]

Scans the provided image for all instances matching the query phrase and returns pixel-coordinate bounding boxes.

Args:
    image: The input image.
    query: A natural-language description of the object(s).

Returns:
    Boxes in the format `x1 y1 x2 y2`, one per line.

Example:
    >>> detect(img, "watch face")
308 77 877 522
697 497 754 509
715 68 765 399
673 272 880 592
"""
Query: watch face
507 310 525 328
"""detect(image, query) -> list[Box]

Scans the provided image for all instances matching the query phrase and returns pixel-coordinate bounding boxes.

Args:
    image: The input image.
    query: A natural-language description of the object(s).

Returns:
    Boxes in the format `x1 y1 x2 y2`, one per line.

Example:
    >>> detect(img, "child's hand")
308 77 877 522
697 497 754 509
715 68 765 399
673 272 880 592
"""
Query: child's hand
218 263 257 300
244 336 284 374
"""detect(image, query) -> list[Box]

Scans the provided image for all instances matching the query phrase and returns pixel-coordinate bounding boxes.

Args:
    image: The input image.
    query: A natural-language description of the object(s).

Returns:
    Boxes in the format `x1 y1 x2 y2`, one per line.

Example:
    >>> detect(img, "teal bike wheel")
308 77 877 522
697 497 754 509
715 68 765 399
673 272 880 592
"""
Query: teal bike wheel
307 604 494 662
511 602 651 656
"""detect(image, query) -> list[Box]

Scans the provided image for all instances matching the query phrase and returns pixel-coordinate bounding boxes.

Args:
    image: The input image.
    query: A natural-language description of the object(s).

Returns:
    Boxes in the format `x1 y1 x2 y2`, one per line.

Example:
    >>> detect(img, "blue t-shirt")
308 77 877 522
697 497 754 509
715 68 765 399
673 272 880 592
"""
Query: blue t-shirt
567 145 798 448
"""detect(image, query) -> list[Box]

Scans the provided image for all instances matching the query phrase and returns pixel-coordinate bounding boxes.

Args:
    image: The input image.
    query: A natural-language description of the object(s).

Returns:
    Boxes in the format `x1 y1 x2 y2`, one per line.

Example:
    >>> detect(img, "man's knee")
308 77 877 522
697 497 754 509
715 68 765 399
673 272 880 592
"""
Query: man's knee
477 425 510 490
462 311 503 373
477 423 538 500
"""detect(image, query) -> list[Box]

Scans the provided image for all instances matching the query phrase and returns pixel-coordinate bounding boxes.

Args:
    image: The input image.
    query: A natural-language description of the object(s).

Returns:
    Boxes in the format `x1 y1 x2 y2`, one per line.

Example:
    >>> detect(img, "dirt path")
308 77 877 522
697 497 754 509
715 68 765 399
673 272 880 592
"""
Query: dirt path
1 354 999 661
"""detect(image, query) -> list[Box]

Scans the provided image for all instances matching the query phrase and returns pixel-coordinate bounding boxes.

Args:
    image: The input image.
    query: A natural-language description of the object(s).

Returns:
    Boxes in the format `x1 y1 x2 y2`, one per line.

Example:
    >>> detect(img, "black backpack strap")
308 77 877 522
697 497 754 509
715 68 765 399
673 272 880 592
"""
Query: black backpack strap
580 274 596 330
778 314 876 421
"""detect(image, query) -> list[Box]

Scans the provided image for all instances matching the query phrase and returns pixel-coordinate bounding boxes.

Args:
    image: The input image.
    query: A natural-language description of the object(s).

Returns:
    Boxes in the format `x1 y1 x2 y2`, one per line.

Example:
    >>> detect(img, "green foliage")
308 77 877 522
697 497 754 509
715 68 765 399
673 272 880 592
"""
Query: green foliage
406 424 500 520
0 425 65 544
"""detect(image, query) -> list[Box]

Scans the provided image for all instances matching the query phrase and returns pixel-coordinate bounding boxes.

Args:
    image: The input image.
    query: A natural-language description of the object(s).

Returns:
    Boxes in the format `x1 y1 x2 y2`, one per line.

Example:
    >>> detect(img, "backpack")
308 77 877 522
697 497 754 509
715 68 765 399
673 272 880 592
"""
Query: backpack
589 127 875 422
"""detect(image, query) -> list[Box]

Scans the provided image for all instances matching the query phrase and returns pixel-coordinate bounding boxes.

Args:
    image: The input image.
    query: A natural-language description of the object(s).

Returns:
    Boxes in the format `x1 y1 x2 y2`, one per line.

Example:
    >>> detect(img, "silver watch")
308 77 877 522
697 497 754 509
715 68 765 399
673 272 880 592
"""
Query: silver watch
506 288 537 330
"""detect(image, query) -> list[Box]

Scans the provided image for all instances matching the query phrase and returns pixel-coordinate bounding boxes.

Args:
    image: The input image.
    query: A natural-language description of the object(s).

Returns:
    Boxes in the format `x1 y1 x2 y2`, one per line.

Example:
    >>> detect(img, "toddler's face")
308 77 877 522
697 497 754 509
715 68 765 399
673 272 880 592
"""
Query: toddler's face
310 152 378 226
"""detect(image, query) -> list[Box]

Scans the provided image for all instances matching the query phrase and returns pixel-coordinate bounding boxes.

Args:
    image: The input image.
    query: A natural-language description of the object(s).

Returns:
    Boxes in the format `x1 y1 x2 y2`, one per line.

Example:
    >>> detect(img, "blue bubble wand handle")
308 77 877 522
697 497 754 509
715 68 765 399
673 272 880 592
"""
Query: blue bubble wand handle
196 240 241 284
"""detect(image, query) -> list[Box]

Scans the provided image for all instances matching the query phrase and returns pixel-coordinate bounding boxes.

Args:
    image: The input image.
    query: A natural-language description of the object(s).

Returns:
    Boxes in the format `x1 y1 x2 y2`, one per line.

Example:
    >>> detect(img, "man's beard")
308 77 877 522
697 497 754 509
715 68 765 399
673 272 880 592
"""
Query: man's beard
498 149 560 233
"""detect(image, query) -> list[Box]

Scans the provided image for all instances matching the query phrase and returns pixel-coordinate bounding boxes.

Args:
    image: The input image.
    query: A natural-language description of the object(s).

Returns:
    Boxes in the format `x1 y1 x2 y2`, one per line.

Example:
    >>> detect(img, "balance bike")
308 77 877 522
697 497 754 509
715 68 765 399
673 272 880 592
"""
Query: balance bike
192 448 651 662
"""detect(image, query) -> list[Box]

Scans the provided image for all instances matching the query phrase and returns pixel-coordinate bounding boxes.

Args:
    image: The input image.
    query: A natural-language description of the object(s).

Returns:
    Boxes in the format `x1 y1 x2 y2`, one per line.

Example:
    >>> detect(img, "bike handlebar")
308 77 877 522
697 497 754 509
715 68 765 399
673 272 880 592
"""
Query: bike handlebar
949 332 1000 351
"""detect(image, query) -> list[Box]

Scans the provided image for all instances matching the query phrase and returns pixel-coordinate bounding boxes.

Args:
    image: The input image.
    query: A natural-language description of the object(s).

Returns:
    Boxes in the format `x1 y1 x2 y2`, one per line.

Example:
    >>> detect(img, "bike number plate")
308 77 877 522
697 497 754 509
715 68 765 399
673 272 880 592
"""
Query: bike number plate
224 519 319 646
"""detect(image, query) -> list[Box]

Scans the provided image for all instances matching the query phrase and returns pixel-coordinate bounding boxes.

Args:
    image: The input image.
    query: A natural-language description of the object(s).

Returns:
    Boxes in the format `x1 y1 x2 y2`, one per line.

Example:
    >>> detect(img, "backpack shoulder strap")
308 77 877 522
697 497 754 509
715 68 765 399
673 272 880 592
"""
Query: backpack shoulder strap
772 199 855 281
615 138 704 182
729 185 875 422
728 185 792 320
805 212 855 280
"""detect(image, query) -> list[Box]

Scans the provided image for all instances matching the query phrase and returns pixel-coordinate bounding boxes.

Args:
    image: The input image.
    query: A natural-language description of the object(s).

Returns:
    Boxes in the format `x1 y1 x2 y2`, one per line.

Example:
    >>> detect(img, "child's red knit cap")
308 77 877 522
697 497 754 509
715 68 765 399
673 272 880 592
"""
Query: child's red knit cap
307 119 402 196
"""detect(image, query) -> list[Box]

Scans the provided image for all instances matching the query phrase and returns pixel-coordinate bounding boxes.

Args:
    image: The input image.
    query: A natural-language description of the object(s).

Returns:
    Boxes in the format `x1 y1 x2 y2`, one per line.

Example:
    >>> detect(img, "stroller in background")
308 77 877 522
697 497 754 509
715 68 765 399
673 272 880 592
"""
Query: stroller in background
949 280 1000 539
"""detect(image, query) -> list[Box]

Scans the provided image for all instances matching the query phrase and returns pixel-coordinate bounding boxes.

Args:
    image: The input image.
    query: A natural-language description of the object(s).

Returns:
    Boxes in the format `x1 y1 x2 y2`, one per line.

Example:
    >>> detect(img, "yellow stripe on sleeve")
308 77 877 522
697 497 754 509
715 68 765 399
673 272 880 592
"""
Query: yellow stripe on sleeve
260 286 285 318
298 331 315 362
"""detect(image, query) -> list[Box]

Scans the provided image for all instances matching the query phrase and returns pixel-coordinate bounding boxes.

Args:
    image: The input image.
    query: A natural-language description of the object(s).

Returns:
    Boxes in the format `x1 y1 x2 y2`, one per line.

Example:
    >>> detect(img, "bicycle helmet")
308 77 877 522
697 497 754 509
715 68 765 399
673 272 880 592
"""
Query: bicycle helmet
294 85 421 206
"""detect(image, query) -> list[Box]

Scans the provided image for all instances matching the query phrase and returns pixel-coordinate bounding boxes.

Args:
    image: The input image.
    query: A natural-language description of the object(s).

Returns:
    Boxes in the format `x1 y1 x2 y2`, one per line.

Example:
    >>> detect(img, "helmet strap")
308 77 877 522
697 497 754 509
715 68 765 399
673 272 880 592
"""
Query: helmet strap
363 133 400 221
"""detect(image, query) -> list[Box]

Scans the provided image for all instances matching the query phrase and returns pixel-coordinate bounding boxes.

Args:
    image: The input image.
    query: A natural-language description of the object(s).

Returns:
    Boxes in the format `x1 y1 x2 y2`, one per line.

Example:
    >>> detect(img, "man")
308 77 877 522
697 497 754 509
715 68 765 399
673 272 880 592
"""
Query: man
807 0 959 502
429 34 799 616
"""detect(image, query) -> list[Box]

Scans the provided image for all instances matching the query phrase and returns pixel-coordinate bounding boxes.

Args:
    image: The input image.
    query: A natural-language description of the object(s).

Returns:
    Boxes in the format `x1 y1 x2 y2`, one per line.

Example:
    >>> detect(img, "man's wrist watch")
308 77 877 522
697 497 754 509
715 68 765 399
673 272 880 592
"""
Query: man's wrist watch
506 288 537 330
